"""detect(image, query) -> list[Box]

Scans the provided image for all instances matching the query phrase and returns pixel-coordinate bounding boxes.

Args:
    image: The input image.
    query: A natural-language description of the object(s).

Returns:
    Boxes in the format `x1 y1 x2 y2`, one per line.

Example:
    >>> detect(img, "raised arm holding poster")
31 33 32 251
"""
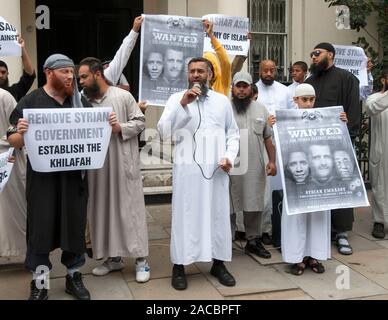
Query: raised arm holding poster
0 148 13 193
202 14 250 56
273 106 369 215
333 45 368 86
0 16 21 57
139 14 204 106
23 107 112 172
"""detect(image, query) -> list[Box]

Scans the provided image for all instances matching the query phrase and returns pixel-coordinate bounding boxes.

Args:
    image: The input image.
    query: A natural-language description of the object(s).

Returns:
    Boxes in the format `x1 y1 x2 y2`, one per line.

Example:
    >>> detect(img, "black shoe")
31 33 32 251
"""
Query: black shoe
245 239 271 259
210 263 236 287
261 233 272 245
65 272 91 300
234 231 246 241
372 222 385 239
28 280 48 300
171 265 187 290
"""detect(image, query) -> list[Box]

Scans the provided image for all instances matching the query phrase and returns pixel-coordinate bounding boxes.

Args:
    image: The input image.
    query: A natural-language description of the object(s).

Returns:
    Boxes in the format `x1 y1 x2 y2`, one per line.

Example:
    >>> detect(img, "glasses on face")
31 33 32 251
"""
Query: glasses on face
310 49 328 58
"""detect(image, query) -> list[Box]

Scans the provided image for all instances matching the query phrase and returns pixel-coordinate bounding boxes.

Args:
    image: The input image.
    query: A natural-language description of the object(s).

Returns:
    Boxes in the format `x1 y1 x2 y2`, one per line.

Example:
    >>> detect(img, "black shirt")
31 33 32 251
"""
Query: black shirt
2 70 36 102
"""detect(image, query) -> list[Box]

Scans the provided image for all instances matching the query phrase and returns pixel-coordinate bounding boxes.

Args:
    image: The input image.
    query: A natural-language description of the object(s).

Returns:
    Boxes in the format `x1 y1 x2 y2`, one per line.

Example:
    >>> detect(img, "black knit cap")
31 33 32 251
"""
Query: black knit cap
314 43 336 57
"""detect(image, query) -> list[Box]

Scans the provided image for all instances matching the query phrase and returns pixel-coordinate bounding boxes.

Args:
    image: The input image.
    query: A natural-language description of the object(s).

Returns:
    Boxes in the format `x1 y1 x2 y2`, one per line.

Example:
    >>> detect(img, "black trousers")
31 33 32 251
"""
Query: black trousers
331 208 354 233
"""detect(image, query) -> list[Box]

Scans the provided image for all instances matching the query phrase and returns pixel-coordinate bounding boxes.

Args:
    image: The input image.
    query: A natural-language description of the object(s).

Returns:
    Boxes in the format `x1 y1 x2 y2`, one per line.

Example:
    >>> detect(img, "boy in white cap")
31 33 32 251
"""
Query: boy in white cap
268 83 347 275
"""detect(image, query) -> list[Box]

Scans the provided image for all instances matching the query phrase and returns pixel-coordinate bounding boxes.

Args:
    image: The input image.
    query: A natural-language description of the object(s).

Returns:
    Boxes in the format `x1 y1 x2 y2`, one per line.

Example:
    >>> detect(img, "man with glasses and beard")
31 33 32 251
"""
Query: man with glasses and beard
255 60 294 247
366 70 388 239
7 54 92 300
305 42 360 256
230 72 276 259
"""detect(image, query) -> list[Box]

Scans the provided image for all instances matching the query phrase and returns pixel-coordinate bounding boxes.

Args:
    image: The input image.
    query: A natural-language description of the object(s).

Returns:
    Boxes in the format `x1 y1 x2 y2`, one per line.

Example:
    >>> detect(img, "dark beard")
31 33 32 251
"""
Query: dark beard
233 96 251 114
83 82 101 100
0 78 9 88
189 81 209 99
261 77 274 86
310 57 329 76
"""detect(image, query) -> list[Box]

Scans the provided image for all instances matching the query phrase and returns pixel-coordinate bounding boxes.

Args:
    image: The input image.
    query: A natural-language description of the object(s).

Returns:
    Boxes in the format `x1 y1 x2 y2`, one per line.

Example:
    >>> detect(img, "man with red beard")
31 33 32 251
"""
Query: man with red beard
7 54 92 300
305 42 360 256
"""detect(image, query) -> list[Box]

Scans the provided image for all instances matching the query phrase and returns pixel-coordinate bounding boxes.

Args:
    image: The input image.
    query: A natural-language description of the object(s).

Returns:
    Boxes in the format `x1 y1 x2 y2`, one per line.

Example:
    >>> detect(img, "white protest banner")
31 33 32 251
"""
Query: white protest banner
273 106 369 215
202 14 250 56
333 45 368 86
0 148 14 193
139 14 204 106
0 16 21 57
23 108 112 172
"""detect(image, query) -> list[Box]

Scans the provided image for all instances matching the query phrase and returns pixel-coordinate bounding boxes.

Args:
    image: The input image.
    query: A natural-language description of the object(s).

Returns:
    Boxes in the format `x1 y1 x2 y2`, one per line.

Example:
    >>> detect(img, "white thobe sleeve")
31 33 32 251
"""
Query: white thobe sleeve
365 92 388 116
1 90 17 148
157 94 192 141
223 100 240 166
104 30 139 85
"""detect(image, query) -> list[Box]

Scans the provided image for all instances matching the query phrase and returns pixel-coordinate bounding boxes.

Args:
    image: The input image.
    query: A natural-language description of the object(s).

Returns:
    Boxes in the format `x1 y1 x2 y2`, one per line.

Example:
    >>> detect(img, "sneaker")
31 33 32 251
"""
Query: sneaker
135 259 150 283
92 257 124 276
372 222 385 239
28 280 48 300
65 272 90 300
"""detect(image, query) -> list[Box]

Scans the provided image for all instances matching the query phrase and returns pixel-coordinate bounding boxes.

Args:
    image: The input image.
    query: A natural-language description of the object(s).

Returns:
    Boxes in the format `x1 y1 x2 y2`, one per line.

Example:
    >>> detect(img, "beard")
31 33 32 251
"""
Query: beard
189 81 209 98
51 73 74 97
261 76 274 86
83 81 101 100
232 96 251 114
0 78 9 88
310 57 329 76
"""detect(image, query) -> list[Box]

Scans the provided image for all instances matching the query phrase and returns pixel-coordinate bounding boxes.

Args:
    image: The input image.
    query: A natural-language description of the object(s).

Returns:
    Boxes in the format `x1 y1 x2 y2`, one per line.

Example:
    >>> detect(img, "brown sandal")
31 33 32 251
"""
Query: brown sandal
290 262 306 276
307 257 325 274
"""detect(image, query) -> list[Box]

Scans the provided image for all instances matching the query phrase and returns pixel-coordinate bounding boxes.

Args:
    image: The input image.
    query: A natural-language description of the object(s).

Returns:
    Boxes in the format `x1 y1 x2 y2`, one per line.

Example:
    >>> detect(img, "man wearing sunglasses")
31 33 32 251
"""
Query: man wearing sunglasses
305 42 360 256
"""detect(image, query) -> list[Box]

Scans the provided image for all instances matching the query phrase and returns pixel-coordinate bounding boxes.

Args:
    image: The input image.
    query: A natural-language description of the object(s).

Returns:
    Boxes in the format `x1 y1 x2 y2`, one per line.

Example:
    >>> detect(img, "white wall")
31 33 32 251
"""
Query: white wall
0 0 22 84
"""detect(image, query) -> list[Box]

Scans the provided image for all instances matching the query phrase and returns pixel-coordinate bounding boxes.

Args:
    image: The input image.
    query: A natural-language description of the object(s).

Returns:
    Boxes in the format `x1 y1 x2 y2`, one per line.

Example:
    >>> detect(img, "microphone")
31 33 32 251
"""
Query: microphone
193 82 202 100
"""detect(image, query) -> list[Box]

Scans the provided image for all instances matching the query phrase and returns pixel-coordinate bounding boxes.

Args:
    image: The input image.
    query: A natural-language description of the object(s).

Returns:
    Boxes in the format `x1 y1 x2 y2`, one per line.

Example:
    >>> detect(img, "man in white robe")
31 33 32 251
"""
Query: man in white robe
366 70 388 239
78 57 150 283
0 88 26 257
158 57 239 290
255 60 294 246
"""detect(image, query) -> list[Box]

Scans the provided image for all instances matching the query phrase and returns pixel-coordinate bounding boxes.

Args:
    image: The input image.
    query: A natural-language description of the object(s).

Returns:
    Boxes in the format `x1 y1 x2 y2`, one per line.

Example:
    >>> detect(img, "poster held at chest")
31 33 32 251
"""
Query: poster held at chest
139 14 204 106
273 106 369 215
23 107 112 172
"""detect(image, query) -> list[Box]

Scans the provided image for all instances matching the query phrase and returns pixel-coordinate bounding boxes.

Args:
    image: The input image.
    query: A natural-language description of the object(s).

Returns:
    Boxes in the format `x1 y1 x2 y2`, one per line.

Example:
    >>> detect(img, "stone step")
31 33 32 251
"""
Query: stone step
143 185 172 196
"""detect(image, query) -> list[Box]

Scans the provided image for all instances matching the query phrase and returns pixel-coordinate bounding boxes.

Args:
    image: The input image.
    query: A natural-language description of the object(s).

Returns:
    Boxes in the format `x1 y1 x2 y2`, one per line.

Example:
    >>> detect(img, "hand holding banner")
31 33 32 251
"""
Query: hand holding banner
0 148 14 193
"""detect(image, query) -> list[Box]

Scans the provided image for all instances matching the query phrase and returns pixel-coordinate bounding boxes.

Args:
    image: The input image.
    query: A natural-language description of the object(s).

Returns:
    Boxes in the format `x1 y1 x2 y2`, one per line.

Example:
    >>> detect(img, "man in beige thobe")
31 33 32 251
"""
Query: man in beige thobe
366 70 388 239
0 88 27 257
78 57 150 283
230 72 277 259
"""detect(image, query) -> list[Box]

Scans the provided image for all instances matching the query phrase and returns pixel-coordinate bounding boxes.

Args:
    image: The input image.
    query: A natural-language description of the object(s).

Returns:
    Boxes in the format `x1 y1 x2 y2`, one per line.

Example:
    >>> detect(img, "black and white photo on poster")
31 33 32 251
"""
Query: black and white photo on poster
139 14 204 106
273 106 369 215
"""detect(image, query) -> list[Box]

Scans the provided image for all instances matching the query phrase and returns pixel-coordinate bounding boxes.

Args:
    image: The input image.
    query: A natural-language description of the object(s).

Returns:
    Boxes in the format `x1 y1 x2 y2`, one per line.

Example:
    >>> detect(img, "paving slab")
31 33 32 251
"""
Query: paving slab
0 255 25 267
225 289 313 300
127 274 224 300
196 250 297 297
376 240 388 249
354 294 388 300
0 269 31 300
274 259 387 300
147 204 172 228
334 248 388 291
121 239 200 282
148 223 170 241
49 272 133 300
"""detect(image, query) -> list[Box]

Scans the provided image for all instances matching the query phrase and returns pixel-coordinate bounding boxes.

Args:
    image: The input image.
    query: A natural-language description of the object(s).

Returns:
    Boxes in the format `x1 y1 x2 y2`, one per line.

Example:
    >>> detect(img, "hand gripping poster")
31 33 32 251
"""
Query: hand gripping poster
139 15 204 106
273 106 369 215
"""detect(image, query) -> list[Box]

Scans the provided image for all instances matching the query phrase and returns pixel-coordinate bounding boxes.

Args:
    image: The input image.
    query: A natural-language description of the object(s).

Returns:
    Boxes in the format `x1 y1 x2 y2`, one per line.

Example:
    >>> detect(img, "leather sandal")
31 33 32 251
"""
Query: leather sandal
307 258 325 274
